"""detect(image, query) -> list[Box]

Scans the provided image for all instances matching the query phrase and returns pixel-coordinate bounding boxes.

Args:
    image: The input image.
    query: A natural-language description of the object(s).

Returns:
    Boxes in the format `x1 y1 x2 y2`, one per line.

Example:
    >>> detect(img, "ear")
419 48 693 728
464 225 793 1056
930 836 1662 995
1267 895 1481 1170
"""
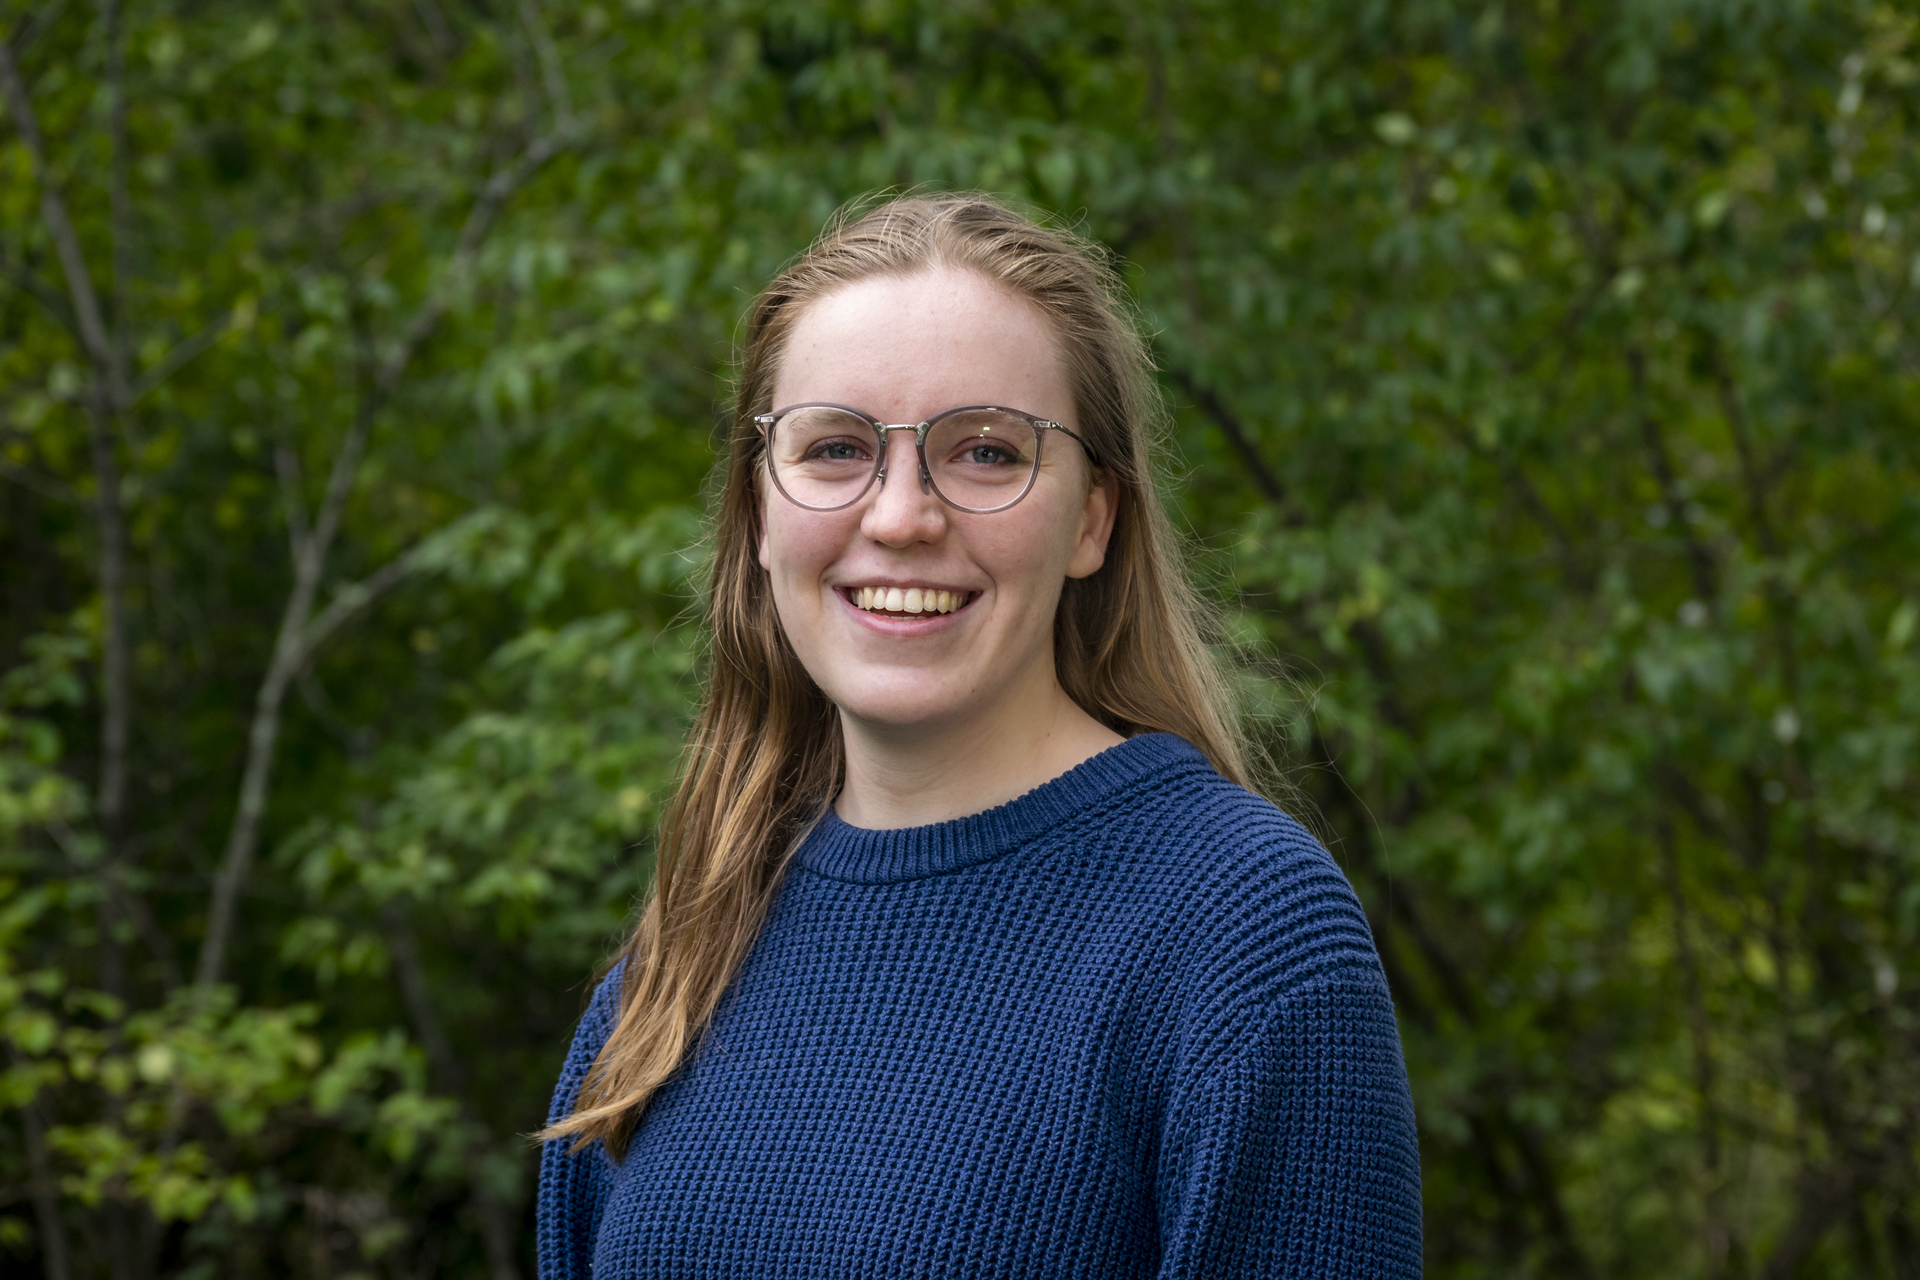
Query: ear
1064 471 1119 580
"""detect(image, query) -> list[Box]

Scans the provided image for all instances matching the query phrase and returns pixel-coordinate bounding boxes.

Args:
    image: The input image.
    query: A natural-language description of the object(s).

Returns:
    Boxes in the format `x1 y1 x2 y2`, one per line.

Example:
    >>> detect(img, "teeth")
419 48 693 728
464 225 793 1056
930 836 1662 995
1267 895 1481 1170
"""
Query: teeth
853 588 965 614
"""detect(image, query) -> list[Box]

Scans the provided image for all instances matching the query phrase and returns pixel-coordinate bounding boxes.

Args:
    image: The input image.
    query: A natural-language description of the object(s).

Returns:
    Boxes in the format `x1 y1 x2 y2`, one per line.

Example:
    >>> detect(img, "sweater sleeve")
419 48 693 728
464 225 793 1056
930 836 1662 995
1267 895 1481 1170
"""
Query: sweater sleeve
1154 965 1423 1279
536 963 625 1280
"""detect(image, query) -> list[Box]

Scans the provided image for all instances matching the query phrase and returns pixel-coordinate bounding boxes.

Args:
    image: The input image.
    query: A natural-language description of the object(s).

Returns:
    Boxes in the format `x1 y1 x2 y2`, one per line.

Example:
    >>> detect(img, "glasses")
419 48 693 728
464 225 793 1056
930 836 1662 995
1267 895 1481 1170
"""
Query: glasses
753 403 1095 514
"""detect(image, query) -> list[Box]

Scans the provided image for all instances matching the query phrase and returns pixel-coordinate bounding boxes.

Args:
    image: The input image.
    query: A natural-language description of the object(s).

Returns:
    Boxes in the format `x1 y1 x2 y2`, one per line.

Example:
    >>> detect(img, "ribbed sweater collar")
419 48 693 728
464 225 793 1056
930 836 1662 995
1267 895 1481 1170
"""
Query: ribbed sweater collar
793 733 1208 885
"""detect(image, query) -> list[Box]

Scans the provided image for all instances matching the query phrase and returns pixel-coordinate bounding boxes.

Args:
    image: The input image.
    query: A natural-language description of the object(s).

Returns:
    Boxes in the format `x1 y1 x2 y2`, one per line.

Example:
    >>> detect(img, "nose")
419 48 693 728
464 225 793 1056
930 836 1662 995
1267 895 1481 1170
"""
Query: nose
860 429 946 546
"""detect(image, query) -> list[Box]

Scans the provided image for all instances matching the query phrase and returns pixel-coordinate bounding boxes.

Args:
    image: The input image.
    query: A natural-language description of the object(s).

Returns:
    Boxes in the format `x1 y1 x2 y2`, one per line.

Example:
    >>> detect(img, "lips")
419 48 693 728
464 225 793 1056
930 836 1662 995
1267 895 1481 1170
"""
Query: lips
845 586 971 616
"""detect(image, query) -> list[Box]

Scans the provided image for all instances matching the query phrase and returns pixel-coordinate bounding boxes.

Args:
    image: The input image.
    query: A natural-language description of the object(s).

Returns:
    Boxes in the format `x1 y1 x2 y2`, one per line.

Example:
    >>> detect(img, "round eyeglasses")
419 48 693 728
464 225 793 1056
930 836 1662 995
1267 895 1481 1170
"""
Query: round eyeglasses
753 403 1096 514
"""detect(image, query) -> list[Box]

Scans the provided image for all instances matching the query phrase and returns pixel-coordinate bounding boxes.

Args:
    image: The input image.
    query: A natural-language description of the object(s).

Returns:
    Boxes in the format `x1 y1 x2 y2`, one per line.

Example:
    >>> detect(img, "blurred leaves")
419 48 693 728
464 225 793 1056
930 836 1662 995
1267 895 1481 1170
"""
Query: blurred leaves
3 0 1918 1276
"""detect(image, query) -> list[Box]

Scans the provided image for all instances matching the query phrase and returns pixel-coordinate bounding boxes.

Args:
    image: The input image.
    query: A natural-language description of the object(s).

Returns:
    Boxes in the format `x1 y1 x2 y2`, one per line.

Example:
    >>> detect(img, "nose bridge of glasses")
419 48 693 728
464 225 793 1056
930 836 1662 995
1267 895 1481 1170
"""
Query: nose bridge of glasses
873 422 932 492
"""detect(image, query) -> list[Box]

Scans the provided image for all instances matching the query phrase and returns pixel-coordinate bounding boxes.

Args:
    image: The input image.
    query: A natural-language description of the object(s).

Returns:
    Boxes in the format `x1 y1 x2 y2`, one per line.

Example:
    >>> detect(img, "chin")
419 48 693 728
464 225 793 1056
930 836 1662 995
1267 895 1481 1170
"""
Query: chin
830 687 971 733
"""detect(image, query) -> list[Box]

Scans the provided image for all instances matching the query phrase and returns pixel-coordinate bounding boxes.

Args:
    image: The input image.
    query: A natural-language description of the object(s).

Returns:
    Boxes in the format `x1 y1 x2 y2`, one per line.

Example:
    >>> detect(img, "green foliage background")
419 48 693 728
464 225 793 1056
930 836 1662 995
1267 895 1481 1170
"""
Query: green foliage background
3 0 1918 1276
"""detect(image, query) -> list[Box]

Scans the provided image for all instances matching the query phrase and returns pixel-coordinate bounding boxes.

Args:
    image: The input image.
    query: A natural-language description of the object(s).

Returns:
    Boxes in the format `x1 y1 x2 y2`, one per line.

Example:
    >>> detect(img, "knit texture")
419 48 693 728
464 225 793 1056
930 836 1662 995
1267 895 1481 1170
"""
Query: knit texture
538 734 1422 1279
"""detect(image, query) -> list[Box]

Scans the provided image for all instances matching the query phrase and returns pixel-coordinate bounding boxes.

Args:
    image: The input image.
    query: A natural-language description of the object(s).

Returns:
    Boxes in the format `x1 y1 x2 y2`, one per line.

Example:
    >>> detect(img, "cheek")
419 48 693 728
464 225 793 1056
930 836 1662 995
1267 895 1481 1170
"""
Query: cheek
760 507 844 599
978 513 1076 603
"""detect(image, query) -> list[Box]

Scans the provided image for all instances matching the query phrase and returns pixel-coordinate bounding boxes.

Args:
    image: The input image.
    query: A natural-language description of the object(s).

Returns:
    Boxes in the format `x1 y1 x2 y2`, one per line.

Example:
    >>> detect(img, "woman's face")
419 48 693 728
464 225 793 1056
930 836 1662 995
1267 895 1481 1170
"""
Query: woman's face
758 267 1116 737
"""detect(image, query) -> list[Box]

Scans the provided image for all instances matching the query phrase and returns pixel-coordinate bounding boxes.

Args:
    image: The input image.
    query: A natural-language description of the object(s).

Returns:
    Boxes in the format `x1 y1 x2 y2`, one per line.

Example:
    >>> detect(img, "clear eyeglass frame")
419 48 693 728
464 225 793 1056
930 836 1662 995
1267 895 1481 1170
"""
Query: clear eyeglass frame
752 402 1097 515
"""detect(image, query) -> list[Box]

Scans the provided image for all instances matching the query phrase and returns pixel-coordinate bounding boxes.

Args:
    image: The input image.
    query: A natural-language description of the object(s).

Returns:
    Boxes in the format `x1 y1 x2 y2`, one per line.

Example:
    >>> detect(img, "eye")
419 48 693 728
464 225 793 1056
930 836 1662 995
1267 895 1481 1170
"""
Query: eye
925 410 1037 483
958 442 1019 466
804 437 872 462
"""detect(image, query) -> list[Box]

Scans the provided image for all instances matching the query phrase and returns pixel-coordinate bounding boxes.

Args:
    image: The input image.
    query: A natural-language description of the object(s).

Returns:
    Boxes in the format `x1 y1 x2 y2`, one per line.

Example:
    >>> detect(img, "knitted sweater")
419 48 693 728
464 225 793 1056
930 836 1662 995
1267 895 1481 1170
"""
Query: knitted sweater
538 734 1422 1279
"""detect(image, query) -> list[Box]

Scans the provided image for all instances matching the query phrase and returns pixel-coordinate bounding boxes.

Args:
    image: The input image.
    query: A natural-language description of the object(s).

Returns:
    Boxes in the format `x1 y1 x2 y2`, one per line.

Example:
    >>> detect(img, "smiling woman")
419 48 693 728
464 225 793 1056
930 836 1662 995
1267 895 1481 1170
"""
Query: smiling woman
757 267 1124 827
535 195 1422 1279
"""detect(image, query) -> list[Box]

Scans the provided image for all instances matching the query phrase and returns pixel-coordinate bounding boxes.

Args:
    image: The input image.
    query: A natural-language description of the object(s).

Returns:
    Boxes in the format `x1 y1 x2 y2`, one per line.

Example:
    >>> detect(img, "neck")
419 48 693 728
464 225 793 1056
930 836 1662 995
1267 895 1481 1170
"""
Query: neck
833 673 1124 830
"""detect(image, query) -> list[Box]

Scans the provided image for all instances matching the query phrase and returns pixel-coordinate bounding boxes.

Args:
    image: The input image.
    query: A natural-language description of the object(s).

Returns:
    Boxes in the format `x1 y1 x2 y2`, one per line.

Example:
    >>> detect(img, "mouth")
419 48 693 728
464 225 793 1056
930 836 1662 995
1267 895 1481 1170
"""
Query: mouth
841 585 975 619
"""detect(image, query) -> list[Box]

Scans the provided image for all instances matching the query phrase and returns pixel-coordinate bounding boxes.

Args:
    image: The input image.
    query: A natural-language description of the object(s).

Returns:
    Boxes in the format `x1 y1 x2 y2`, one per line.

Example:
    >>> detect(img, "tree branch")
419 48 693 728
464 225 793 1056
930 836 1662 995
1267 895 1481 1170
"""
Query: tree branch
19 1085 71 1280
191 541 429 992
1757 1166 1853 1280
0 457 81 504
1432 410 1589 589
412 0 456 64
1 21 135 873
7 1043 72 1280
518 0 573 130
5 0 70 58
1659 806 1731 1276
192 122 578 993
383 902 524 1280
1657 760 1753 866
299 542 432 657
374 123 578 400
0 250 78 335
1164 368 1289 509
0 37 117 376
1628 346 1719 607
128 308 235 404
274 442 312 567
1312 729 1593 1275
1709 336 1805 718
1710 344 1779 560
104 0 131 400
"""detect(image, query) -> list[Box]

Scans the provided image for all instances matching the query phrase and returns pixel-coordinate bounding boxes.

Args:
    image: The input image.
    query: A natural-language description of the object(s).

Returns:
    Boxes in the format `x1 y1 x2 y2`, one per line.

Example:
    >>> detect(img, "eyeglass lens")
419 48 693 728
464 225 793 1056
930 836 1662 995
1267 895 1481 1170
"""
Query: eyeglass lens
767 408 1040 511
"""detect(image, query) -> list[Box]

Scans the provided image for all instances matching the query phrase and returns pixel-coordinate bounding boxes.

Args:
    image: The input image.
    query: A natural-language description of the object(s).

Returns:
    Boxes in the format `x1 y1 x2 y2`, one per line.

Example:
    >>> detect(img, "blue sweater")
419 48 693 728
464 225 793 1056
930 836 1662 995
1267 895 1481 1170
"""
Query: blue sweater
538 734 1422 1278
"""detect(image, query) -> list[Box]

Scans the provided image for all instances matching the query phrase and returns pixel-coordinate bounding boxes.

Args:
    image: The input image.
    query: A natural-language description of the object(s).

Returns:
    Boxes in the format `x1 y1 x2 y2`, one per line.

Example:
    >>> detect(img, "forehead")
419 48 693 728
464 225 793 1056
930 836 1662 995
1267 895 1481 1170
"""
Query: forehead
772 267 1070 420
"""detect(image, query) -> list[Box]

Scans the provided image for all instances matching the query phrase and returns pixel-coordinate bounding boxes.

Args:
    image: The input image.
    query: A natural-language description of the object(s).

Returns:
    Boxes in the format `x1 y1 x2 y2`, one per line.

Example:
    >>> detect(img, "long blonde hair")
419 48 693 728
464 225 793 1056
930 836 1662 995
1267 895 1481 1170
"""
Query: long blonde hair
543 193 1255 1158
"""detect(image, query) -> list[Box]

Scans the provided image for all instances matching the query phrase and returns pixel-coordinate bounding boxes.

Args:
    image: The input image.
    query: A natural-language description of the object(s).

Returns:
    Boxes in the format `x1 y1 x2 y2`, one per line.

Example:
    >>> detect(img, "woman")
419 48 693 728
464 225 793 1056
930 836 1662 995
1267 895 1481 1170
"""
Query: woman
537 194 1422 1278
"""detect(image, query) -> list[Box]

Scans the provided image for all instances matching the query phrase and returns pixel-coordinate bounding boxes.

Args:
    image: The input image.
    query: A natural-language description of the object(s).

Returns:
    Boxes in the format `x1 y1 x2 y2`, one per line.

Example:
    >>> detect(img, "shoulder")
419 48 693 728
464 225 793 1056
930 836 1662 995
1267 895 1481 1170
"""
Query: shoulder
583 957 627 1044
1072 738 1385 1027
549 958 628 1105
1083 736 1369 947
